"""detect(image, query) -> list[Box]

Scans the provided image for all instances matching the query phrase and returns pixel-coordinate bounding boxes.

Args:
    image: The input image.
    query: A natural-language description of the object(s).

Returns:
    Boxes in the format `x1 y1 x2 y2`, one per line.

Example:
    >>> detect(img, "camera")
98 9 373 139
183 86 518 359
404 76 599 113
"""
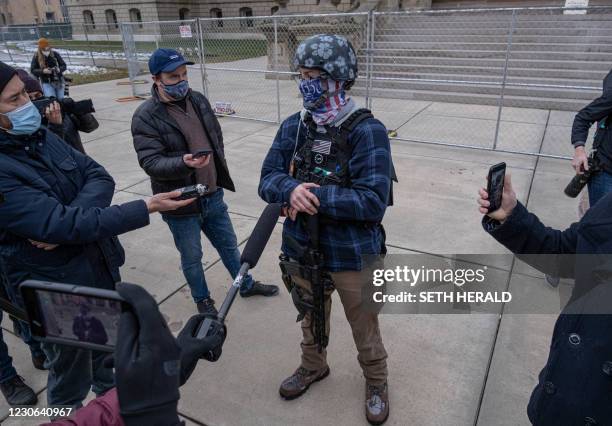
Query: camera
33 97 95 118
564 154 601 198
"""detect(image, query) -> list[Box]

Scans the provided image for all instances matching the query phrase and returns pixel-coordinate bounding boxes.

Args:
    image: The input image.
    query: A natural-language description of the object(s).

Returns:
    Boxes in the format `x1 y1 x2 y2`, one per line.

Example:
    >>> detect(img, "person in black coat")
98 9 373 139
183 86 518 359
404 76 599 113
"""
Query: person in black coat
15 68 86 153
0 61 195 409
30 38 67 101
571 69 612 206
131 48 278 316
478 173 612 426
72 305 108 346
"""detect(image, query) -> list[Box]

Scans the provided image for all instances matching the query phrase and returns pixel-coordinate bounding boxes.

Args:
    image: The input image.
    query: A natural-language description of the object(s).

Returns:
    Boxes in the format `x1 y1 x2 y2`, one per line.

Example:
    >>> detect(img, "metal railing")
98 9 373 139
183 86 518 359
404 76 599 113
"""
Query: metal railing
118 6 612 158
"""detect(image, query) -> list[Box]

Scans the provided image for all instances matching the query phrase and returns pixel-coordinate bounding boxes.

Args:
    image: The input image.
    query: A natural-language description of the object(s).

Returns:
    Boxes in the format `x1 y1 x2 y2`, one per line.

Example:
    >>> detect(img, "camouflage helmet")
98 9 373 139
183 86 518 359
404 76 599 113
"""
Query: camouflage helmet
293 34 358 84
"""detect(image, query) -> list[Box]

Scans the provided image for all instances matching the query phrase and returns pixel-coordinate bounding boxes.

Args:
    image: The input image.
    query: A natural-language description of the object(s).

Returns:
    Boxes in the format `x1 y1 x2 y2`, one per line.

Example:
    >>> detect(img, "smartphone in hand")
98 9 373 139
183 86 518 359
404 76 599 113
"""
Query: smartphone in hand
193 149 212 159
487 162 506 213
20 280 129 352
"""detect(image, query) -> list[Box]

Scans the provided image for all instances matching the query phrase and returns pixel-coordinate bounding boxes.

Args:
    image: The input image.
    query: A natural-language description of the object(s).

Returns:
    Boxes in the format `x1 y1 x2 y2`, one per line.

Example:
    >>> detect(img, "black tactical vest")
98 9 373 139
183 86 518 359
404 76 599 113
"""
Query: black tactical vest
291 108 397 206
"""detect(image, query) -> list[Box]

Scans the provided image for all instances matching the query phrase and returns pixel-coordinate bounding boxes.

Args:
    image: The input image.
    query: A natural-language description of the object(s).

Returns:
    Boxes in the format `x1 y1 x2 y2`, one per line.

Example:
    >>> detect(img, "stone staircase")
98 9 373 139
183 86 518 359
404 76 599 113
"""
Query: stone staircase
353 9 612 111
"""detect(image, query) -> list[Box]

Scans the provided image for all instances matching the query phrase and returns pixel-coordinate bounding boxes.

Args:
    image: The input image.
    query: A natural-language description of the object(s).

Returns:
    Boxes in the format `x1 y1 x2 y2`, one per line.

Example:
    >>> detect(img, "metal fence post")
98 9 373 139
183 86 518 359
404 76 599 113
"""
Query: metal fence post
120 22 141 97
2 32 13 63
274 16 281 124
492 10 516 150
197 18 208 98
58 25 72 65
83 24 97 67
365 11 373 110
106 27 117 68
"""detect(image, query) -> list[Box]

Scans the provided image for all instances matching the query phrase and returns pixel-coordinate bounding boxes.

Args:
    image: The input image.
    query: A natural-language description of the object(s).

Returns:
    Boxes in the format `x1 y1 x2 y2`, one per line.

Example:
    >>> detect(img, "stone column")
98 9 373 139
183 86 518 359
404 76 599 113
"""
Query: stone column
317 0 340 12
274 0 290 14
400 0 432 10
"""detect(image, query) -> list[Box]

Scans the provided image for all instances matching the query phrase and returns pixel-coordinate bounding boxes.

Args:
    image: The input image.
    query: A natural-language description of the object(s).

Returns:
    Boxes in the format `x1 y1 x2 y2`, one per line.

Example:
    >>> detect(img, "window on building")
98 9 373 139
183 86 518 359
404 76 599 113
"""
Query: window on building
239 7 253 28
105 9 118 29
0 14 6 26
210 8 223 28
83 10 95 29
271 6 279 15
179 8 190 21
129 8 143 28
45 12 56 23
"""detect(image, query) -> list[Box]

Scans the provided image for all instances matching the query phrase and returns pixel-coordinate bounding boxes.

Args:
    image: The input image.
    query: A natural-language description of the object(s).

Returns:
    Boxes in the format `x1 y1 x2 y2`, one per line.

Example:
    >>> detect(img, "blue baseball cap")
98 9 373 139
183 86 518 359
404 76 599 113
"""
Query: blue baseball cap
148 48 194 75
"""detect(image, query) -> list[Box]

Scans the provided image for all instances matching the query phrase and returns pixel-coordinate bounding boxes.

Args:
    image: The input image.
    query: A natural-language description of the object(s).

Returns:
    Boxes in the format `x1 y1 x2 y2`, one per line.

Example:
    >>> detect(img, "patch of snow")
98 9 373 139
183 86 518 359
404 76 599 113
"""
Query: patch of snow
10 61 108 75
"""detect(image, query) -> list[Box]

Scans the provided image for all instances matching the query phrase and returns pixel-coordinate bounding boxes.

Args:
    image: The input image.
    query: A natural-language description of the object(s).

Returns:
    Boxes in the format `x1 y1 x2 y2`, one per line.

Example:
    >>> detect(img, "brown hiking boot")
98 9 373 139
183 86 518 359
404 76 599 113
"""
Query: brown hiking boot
365 382 389 425
279 366 330 400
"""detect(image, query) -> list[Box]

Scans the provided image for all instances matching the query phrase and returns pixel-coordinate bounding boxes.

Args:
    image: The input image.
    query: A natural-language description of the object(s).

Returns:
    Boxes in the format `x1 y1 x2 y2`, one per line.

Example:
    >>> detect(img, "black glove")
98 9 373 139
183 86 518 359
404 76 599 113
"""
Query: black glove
176 314 226 386
115 283 182 426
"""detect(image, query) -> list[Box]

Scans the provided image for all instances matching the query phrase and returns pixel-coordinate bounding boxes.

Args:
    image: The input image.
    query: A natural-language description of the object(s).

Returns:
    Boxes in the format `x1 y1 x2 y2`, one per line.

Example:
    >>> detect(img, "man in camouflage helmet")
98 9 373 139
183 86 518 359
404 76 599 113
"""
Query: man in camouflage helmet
259 34 394 425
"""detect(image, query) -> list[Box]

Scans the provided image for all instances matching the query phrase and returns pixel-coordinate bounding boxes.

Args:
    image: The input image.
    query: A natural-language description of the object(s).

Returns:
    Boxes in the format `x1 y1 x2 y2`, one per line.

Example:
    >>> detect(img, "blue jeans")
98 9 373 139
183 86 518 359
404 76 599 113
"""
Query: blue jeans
42 80 65 100
41 342 114 407
163 189 254 303
588 170 612 206
0 311 17 384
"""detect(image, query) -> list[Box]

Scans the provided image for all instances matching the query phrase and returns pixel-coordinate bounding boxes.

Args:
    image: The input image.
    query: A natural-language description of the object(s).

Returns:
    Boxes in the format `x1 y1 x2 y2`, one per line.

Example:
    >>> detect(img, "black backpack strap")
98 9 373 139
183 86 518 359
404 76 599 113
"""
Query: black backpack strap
333 108 374 153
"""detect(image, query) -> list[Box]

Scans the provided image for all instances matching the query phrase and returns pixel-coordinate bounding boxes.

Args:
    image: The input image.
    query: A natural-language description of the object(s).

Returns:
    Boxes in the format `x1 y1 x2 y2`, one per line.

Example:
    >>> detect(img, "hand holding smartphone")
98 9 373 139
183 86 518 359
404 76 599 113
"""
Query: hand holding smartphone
20 281 128 352
486 162 506 213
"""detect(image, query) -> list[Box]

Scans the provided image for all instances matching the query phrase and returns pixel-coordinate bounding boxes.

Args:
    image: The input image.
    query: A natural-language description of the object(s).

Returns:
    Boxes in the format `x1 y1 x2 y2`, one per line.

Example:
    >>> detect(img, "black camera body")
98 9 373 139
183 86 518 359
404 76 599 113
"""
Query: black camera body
33 97 95 117
565 154 601 198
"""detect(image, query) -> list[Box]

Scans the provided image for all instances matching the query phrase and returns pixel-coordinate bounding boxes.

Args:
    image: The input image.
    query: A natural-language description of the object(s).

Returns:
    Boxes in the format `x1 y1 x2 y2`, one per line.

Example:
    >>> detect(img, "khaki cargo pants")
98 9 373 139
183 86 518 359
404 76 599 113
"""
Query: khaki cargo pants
291 269 388 386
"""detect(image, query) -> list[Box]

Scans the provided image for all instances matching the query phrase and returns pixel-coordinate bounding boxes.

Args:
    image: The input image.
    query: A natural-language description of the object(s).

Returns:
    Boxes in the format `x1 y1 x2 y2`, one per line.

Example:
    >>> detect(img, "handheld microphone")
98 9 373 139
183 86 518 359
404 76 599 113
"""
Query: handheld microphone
196 203 281 338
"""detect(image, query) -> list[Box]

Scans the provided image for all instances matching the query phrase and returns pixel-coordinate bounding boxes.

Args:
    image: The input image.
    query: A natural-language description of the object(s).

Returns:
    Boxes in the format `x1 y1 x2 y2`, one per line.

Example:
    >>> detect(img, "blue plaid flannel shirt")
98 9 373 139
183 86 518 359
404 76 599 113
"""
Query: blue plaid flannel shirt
258 112 392 272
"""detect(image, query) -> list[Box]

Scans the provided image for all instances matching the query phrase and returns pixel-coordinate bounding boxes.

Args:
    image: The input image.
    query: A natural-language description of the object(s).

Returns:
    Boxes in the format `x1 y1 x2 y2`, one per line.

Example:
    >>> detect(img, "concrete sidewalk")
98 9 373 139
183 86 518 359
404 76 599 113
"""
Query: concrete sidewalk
0 76 582 426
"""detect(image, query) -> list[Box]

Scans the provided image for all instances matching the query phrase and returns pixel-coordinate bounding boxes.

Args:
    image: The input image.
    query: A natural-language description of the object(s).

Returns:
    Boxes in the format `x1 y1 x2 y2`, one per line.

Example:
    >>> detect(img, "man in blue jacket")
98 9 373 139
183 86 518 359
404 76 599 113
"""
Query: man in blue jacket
479 173 612 425
259 35 394 425
0 61 194 409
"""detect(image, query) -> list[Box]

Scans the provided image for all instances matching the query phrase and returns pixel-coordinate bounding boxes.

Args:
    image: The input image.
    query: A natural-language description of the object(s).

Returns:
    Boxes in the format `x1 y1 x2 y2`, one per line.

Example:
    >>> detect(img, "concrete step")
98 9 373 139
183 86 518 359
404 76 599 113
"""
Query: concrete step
365 48 612 62
369 70 601 87
367 64 608 81
358 78 598 100
377 19 612 30
370 41 612 53
351 85 590 111
358 55 612 71
374 34 612 44
375 27 612 36
375 13 612 24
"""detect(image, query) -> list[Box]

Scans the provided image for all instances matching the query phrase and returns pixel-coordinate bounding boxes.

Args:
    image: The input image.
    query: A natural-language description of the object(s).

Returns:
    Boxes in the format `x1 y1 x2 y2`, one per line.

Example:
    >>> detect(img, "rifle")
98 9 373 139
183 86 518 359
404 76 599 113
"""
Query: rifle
302 214 329 353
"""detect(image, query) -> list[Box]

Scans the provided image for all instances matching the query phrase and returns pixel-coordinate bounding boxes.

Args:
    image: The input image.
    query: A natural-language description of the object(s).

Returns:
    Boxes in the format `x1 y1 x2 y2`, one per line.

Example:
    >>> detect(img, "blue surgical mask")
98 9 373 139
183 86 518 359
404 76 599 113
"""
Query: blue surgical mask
3 101 41 135
299 78 326 110
162 80 190 100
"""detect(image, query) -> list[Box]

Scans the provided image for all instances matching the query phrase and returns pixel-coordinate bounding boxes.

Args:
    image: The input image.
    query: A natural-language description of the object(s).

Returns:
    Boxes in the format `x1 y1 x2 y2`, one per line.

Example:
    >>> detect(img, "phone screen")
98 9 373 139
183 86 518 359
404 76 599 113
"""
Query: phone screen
487 164 506 212
35 290 122 350
193 150 212 159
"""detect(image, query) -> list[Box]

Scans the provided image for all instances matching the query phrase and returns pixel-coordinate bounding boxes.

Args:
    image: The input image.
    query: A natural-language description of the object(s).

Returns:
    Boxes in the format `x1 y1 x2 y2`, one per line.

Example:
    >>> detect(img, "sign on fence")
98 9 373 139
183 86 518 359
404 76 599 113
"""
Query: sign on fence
214 102 235 115
179 25 193 38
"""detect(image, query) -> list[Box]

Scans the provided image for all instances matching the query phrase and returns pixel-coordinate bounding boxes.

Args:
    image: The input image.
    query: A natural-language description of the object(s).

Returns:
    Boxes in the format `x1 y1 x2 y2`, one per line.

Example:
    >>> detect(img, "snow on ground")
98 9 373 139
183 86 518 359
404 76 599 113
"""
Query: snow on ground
9 61 108 75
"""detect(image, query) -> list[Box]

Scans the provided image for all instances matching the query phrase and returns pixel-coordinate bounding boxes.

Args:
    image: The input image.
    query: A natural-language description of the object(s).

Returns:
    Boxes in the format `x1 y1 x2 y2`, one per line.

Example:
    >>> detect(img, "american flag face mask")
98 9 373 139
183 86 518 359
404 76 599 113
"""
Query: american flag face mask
299 78 348 126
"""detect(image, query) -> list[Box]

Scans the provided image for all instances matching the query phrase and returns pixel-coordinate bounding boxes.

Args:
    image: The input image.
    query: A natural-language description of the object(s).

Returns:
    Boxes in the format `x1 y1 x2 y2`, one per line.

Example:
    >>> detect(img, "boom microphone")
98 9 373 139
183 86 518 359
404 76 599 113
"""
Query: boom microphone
196 203 281 338
240 203 282 268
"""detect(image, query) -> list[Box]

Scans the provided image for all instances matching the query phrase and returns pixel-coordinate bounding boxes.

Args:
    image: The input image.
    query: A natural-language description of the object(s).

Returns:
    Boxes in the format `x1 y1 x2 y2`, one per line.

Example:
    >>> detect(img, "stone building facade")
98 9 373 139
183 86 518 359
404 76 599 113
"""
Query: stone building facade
64 0 604 38
64 0 605 29
0 0 67 26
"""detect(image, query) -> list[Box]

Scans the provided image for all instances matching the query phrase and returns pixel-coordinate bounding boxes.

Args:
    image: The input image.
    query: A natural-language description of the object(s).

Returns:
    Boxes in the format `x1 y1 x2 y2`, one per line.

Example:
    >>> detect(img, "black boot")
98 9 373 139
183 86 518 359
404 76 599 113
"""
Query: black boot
0 376 37 406
196 297 218 315
240 281 279 298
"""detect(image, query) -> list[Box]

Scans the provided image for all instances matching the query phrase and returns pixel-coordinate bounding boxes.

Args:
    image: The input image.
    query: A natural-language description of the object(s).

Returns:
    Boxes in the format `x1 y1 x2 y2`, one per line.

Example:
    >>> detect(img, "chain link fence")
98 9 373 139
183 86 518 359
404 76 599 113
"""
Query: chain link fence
0 23 126 73
119 6 612 158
